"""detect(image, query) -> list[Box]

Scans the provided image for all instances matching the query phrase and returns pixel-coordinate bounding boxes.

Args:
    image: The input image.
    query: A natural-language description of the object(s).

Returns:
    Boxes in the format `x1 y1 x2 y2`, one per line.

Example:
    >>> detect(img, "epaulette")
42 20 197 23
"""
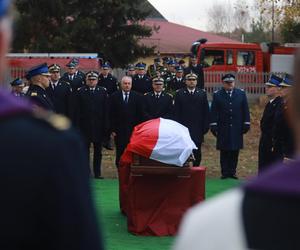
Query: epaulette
167 93 173 98
144 92 150 96
214 90 219 93
33 110 71 131
31 92 37 96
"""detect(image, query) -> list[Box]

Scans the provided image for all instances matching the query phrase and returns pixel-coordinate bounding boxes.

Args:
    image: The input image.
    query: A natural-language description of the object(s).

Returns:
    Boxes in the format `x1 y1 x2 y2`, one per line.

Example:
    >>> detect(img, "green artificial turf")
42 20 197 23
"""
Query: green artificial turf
92 178 241 250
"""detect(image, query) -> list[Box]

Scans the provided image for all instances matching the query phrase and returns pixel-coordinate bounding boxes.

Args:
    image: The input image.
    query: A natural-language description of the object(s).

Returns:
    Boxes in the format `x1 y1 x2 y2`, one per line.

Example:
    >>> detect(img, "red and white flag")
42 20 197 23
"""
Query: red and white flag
121 118 197 167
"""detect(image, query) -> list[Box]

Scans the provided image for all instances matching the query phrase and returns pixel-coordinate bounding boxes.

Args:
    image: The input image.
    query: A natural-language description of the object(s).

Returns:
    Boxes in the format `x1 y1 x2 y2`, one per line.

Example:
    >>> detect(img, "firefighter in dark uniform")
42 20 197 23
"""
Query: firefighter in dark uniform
167 65 186 93
164 59 177 84
46 64 72 117
210 74 250 179
258 74 283 172
26 63 55 111
126 64 136 77
132 62 152 94
60 59 86 123
98 62 118 95
109 76 144 166
185 55 205 89
174 73 209 166
10 78 25 98
60 58 86 91
77 71 108 179
0 1 103 248
273 74 295 161
147 57 163 78
143 77 173 120
98 62 118 150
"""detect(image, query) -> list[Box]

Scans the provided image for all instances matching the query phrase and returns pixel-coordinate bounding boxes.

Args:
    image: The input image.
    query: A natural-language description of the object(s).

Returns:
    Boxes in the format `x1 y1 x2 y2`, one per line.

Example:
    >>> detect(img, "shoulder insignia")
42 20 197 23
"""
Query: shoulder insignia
31 92 37 96
34 111 71 131
167 93 173 97
144 93 148 96
176 89 180 93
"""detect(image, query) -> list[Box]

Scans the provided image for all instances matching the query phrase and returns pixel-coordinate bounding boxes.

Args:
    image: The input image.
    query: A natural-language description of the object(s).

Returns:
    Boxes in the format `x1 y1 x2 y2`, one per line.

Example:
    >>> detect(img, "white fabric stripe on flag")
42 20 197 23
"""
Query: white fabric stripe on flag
150 118 197 166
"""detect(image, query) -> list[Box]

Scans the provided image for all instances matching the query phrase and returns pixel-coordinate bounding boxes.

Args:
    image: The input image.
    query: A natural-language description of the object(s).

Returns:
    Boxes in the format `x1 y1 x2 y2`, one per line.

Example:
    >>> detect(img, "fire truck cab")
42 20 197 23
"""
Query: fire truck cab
192 39 296 73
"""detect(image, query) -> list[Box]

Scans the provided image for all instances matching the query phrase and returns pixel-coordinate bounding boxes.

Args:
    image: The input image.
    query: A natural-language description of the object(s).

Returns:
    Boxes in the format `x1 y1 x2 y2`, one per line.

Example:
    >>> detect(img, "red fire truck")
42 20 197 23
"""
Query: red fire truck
191 39 297 74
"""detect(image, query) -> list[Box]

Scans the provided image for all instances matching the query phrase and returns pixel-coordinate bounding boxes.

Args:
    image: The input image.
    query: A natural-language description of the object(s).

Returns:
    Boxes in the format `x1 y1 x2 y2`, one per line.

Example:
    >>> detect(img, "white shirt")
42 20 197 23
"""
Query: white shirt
50 80 59 89
122 91 130 101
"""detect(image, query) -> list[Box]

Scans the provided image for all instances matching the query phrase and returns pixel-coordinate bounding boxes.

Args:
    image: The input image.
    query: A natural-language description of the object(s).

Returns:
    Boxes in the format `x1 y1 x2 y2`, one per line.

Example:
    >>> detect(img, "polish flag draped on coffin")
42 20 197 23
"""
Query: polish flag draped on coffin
120 118 197 167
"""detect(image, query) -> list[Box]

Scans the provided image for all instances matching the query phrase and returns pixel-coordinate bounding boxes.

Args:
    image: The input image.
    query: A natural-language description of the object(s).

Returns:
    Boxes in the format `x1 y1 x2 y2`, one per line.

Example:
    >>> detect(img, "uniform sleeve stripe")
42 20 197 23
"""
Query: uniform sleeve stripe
210 123 217 126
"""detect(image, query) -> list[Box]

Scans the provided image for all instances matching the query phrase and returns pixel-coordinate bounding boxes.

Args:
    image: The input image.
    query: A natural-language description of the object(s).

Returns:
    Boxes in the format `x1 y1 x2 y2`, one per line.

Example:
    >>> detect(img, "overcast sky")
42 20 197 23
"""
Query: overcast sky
148 0 255 31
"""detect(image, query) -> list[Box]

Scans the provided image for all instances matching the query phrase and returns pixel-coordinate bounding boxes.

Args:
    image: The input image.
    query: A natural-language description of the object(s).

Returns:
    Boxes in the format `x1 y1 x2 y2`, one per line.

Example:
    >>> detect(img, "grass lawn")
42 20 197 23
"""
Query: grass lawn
92 178 241 250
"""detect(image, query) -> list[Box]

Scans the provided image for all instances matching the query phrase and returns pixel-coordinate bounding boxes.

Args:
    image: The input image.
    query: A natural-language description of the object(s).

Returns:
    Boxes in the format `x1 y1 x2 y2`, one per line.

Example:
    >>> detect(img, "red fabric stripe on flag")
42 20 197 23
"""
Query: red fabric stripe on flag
120 118 161 164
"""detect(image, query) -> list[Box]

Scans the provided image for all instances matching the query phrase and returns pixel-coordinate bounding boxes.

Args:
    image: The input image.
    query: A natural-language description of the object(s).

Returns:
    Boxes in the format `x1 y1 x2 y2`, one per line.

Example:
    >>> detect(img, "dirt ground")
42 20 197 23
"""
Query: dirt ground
97 102 265 180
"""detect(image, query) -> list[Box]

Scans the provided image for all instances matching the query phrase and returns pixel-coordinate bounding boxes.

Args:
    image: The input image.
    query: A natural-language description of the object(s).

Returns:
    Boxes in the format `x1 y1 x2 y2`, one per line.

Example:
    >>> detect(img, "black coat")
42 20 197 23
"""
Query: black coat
77 86 108 143
143 91 173 120
210 88 250 150
46 80 72 117
167 77 186 92
258 96 283 168
60 71 86 91
26 84 55 111
174 87 209 145
132 74 152 94
98 73 118 95
61 71 86 123
109 90 144 146
0 90 103 250
273 100 295 159
184 64 205 89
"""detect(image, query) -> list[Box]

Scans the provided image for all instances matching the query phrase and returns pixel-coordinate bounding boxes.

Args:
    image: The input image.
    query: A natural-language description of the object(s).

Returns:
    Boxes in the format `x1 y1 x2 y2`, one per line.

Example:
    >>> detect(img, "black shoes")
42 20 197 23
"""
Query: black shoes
220 175 238 180
94 176 104 179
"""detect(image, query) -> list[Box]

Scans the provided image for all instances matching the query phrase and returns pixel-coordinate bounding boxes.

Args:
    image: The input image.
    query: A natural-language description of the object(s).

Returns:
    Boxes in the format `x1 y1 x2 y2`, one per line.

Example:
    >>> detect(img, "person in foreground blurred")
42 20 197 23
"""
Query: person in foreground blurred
0 1 103 249
173 52 300 250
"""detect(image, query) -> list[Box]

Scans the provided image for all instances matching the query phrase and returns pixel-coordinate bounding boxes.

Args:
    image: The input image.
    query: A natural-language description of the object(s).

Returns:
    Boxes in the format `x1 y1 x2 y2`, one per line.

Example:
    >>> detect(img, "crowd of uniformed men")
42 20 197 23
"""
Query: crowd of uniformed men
9 56 294 179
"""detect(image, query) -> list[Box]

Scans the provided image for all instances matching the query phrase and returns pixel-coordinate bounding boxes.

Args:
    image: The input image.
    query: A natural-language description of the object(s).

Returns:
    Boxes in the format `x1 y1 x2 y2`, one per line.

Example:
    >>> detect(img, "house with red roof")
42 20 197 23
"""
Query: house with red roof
137 18 242 66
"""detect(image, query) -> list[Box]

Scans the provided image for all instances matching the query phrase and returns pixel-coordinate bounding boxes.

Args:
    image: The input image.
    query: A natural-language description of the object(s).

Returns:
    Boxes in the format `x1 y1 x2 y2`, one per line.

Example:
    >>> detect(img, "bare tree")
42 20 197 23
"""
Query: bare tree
207 2 233 33
233 0 251 31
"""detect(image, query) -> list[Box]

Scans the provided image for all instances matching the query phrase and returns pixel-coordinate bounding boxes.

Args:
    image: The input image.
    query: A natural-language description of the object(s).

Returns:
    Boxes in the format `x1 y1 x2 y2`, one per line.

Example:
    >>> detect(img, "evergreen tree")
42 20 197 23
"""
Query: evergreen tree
13 0 156 67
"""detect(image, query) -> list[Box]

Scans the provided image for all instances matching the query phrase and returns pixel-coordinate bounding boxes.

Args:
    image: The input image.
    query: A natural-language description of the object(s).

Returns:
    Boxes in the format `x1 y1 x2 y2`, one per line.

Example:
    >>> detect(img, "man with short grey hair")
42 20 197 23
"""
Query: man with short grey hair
109 76 144 166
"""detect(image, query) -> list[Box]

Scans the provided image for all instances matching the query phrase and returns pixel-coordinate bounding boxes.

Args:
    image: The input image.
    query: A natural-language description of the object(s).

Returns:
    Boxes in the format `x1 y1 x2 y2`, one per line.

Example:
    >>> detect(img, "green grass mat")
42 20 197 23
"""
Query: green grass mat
92 178 241 250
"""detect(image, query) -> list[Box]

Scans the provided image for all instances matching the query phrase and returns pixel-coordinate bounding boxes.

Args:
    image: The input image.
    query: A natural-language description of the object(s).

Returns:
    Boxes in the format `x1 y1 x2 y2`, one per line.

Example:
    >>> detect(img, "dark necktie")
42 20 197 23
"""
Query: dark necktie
124 92 129 103
156 94 160 99
227 91 232 97
90 88 94 94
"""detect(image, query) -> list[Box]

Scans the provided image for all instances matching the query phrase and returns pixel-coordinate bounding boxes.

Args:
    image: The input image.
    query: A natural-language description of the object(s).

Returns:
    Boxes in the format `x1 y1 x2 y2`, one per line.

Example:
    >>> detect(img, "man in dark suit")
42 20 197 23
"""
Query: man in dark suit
98 62 118 96
143 77 173 120
0 2 103 249
77 71 108 179
184 55 205 89
210 74 250 179
258 74 283 172
25 63 55 111
109 76 144 166
132 62 152 94
174 73 209 166
10 78 25 98
46 64 72 117
167 66 186 93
